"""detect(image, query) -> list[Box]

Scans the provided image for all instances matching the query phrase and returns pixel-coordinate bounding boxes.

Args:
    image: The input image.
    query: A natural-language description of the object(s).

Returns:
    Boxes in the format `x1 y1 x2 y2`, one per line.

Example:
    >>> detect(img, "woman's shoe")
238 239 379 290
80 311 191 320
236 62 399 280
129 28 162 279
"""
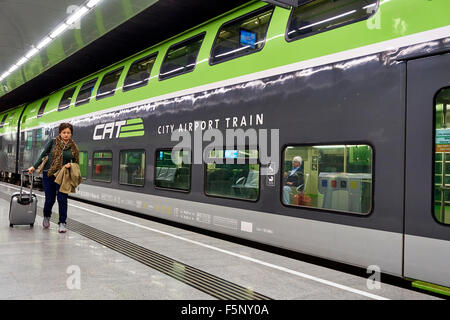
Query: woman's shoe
58 223 67 233
42 216 50 229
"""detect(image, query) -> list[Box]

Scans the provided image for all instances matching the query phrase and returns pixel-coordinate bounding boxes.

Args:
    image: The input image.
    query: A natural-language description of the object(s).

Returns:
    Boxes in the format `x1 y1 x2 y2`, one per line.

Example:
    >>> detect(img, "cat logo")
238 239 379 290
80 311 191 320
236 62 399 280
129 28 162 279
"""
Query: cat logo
93 118 144 140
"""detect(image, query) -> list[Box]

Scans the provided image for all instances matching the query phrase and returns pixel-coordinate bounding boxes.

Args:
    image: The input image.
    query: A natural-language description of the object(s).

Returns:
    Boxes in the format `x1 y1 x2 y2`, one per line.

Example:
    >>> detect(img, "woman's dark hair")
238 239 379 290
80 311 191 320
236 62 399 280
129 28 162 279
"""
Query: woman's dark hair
59 123 73 134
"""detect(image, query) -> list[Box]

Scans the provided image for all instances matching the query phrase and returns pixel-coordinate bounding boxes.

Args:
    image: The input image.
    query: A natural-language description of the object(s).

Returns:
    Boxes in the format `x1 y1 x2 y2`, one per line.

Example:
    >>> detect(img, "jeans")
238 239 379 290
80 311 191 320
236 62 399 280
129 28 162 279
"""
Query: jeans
283 185 294 204
42 171 67 224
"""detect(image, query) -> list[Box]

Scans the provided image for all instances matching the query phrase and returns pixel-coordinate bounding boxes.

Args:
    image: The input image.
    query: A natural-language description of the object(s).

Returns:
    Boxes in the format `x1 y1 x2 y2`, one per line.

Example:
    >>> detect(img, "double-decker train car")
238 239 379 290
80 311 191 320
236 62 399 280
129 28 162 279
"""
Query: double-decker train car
1 0 449 290
0 105 26 182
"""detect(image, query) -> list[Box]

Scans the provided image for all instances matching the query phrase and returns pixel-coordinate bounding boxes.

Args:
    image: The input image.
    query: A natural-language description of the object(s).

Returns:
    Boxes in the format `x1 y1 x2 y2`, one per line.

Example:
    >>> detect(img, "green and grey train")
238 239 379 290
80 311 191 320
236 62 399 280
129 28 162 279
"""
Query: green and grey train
1 0 449 292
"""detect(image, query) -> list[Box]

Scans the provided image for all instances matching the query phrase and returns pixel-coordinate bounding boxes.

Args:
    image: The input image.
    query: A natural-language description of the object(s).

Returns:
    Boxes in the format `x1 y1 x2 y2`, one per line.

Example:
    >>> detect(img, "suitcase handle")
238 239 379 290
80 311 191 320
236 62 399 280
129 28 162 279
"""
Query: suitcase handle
21 170 33 202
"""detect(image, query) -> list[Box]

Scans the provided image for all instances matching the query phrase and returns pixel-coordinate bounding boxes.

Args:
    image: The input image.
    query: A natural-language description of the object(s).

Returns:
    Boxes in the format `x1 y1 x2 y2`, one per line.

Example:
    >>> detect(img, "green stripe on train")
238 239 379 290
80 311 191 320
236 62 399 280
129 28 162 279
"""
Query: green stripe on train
412 280 450 297
121 124 144 132
119 131 145 138
126 118 143 125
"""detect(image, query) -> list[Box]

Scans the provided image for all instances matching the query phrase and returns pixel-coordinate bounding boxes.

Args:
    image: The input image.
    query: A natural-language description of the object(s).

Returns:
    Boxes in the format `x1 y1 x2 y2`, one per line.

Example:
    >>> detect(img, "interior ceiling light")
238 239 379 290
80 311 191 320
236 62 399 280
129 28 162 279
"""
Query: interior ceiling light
0 0 104 83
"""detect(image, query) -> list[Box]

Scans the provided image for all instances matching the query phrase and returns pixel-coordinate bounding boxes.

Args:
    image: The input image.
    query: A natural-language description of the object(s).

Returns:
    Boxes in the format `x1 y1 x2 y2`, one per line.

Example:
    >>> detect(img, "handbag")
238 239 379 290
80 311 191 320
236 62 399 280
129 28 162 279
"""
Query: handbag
35 155 48 174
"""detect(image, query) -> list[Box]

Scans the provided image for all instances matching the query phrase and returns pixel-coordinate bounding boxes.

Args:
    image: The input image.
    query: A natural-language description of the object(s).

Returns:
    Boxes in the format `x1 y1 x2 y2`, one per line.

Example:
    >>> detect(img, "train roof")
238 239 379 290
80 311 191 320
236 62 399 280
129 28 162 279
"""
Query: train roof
6 0 450 133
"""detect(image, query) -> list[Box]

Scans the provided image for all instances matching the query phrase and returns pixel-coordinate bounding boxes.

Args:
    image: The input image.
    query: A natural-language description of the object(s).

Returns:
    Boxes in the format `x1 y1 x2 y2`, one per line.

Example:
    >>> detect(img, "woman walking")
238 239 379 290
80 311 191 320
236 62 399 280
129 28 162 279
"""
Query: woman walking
28 123 79 233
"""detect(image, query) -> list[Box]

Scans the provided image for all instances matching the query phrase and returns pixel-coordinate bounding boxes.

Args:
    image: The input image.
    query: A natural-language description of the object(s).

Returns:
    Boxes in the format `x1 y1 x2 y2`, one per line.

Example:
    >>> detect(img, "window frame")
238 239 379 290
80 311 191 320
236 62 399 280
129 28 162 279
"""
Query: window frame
91 150 113 183
118 149 146 187
96 67 124 101
37 99 49 118
280 142 375 216
154 148 192 193
123 53 158 93
432 87 450 226
209 4 275 66
78 150 88 180
285 0 380 43
0 114 7 128
158 32 206 81
58 87 77 112
75 78 98 107
203 147 261 202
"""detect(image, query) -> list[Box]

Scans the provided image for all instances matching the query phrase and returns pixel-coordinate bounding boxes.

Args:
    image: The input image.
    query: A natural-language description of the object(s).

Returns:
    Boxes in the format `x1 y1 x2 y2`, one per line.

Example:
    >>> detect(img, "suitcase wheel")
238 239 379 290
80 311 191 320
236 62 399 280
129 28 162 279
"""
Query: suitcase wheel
30 224 34 228
9 224 13 228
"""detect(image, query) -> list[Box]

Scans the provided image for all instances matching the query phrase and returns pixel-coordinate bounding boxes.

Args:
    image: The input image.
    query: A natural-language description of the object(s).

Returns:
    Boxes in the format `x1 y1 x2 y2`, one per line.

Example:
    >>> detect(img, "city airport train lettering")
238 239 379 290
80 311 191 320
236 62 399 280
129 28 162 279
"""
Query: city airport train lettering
158 113 264 135
93 118 144 140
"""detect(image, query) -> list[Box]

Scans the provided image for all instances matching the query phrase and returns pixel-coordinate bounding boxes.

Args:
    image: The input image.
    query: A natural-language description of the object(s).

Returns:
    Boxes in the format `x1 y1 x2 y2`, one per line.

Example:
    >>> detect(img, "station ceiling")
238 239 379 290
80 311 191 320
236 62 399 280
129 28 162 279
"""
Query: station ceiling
0 0 248 111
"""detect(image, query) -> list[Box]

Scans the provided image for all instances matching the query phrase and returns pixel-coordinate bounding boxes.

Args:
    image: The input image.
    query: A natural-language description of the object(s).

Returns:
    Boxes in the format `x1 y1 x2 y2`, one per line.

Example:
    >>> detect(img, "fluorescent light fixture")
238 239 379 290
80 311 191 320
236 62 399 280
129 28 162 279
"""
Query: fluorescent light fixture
50 23 69 38
86 0 102 8
25 47 39 59
1 0 101 82
16 57 28 66
37 36 52 49
8 65 19 73
66 6 89 25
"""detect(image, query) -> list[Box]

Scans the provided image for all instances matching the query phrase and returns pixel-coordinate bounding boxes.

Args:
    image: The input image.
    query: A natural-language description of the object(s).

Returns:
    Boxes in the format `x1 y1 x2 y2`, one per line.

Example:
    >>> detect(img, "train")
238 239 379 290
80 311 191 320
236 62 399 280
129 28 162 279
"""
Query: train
0 0 449 291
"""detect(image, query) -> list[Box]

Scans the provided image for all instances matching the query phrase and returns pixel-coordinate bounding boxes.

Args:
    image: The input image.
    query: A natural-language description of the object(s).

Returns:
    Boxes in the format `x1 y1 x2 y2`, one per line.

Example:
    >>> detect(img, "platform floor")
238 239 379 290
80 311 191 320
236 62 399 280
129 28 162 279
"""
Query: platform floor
0 182 440 300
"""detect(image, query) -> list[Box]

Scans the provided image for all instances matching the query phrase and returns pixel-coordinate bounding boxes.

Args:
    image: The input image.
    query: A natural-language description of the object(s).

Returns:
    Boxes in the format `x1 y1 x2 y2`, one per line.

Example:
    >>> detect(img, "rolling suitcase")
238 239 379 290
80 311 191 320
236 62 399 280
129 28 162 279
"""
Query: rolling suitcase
9 171 37 228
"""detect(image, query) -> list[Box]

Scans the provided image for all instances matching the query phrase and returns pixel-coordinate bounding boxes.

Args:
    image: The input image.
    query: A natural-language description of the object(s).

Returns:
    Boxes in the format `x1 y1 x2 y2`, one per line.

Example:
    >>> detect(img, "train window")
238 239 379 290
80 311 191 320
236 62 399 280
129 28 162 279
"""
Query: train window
58 87 77 111
210 5 274 65
434 88 450 225
97 67 124 100
26 131 32 150
119 150 146 186
37 99 49 118
205 149 259 201
282 145 373 214
76 78 97 106
92 151 113 182
123 54 157 92
286 0 379 42
36 129 43 149
0 114 7 128
159 33 205 81
155 149 190 191
79 151 88 179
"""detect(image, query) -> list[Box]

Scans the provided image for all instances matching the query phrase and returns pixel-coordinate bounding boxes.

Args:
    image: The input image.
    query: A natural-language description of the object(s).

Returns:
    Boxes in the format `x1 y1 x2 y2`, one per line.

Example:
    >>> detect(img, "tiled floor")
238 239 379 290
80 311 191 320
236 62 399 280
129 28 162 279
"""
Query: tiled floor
0 183 440 300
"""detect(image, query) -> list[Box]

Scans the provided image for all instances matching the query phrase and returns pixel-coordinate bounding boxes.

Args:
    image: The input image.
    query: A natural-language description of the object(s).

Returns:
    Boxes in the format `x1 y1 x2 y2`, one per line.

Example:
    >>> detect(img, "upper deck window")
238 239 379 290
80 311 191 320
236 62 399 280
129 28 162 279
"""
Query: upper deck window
286 0 379 41
123 54 157 92
37 99 49 118
210 5 274 65
159 33 205 81
97 67 123 100
76 78 97 106
58 87 77 111
0 114 7 128
97 67 124 100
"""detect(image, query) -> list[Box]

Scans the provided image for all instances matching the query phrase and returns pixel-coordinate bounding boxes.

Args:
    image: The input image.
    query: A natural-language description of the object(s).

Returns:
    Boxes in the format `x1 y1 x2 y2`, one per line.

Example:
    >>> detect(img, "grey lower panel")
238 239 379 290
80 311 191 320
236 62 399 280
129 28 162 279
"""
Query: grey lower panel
405 235 450 288
73 184 403 276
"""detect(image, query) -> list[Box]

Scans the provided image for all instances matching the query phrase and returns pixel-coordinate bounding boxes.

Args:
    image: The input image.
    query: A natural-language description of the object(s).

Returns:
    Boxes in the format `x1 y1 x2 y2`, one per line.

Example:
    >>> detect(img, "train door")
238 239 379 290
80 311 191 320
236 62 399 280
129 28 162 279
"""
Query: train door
404 53 450 288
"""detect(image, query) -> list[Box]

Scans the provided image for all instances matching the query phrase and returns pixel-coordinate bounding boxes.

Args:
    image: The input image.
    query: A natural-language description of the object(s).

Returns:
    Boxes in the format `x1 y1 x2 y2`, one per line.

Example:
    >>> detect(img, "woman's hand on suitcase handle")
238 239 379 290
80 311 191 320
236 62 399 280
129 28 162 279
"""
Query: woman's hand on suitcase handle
65 163 71 169
27 167 35 174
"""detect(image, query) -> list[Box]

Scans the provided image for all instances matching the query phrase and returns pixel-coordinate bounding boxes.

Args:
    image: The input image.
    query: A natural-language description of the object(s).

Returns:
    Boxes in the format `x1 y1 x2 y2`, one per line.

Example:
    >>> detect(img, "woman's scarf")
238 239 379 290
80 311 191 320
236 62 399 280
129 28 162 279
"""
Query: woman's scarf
48 135 79 176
